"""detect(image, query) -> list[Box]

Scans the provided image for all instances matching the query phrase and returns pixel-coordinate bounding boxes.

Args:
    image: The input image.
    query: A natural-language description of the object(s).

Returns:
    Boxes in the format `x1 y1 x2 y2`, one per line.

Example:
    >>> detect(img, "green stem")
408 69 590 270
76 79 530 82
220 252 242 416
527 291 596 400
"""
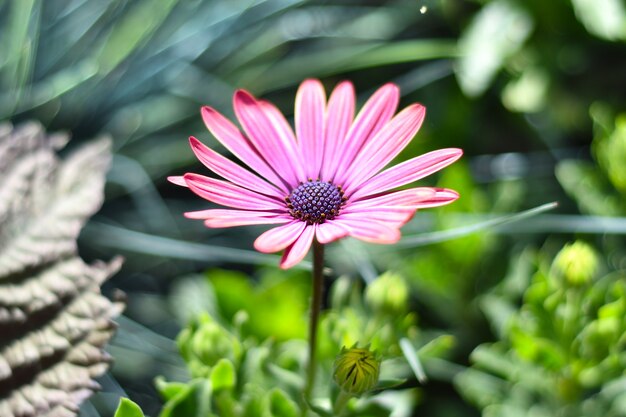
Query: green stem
305 240 325 400
333 390 352 415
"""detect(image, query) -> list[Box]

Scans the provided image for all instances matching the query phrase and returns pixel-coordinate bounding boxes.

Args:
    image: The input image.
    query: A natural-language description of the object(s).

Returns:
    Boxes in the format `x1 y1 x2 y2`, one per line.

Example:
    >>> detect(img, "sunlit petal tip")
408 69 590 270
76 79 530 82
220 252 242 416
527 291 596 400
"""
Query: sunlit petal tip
436 188 460 199
329 80 356 102
378 82 400 98
188 136 207 155
234 89 256 105
444 147 464 160
167 175 187 187
300 78 325 89
184 210 205 219
409 102 427 118
336 79 355 89
373 83 401 113
200 105 217 121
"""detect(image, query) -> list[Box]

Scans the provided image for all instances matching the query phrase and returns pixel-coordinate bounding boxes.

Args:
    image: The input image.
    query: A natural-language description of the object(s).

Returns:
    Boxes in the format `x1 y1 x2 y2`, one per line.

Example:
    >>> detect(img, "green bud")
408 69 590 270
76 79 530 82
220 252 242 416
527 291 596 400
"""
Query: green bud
365 272 409 314
333 345 380 395
553 241 599 286
177 313 241 377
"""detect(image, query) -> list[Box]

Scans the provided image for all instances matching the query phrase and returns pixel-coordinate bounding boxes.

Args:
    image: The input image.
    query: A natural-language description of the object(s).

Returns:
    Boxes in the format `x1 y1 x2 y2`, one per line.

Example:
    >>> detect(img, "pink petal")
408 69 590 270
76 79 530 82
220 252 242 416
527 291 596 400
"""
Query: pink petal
204 217 289 228
296 79 326 179
342 104 426 193
189 136 283 198
349 148 463 200
201 106 289 193
335 218 401 244
316 221 350 244
332 83 399 184
280 225 315 269
410 188 460 208
234 90 306 187
184 173 285 211
254 220 306 253
257 99 300 156
184 209 290 228
185 208 288 219
168 176 188 187
339 210 415 228
349 187 436 207
320 81 355 181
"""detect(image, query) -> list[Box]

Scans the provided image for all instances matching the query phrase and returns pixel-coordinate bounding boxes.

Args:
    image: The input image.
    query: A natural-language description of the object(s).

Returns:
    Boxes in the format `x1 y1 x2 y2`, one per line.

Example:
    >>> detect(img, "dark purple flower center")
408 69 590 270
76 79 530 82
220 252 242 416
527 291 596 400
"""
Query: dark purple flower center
286 180 344 224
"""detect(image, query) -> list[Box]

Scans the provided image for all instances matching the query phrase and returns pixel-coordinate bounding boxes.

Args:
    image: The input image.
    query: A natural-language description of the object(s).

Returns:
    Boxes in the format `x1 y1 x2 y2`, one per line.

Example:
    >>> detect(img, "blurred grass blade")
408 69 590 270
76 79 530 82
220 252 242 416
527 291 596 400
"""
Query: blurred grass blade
1 0 38 106
400 338 428 384
398 202 558 248
0 61 99 117
83 222 305 267
496 214 626 234
236 39 457 92
95 0 178 74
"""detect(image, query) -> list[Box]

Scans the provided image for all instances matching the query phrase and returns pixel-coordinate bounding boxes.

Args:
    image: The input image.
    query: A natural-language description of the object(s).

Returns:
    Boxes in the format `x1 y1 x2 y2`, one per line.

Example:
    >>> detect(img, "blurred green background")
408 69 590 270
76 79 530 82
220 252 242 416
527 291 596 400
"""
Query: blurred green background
1 0 625 416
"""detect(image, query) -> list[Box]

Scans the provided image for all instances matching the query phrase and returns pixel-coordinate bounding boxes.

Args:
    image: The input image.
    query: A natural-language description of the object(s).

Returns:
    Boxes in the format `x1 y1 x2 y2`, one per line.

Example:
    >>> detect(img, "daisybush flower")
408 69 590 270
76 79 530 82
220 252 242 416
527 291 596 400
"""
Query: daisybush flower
169 79 462 269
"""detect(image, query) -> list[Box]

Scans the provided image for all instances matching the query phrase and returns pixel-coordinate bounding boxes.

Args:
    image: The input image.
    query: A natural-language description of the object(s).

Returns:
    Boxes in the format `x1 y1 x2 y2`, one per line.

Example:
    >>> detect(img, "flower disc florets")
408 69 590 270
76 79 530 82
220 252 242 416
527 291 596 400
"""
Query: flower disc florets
286 180 344 224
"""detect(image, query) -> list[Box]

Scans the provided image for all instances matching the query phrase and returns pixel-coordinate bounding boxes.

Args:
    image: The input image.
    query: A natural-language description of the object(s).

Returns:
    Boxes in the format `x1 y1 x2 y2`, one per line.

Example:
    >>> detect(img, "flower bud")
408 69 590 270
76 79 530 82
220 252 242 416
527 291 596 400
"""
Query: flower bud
553 241 599 286
365 272 409 314
333 345 380 395
177 313 241 377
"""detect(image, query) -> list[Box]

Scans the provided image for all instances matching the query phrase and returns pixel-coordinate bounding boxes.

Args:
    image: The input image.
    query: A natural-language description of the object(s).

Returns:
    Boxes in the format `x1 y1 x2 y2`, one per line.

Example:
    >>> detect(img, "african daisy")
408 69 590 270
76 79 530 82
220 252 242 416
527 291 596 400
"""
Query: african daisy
169 79 462 269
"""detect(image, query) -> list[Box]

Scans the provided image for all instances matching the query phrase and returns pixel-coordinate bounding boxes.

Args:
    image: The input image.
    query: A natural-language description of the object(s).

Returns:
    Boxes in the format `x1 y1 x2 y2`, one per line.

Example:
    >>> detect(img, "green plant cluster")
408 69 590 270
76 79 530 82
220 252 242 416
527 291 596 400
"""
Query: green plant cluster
457 241 626 417
139 270 453 417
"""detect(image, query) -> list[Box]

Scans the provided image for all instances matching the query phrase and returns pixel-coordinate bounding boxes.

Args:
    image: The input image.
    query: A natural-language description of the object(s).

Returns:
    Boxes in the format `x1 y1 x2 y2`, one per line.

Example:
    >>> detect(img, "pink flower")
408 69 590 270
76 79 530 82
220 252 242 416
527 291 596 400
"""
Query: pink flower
169 80 462 269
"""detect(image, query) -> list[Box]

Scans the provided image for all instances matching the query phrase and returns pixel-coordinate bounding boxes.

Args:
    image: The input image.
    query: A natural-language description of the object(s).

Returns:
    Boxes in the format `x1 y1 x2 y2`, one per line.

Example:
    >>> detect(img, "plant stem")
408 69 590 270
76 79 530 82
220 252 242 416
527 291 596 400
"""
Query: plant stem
305 240 325 400
333 390 352 415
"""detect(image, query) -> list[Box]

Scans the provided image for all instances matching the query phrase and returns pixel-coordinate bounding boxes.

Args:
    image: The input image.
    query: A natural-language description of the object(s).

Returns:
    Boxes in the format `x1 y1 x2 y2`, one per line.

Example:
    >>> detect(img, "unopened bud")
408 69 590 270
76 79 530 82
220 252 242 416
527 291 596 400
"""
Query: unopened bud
365 272 409 314
333 345 380 395
178 313 241 377
553 241 598 286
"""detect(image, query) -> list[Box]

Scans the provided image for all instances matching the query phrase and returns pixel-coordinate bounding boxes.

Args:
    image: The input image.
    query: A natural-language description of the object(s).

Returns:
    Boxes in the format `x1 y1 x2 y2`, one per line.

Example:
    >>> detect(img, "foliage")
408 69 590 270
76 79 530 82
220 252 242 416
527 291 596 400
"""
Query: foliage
456 241 626 417
114 399 146 417
0 123 123 417
158 271 453 417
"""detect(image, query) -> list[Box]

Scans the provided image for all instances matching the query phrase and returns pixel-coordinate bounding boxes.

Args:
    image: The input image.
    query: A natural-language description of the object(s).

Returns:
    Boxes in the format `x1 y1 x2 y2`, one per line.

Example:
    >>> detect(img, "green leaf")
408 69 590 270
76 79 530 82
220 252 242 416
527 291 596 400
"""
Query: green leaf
375 378 407 390
155 377 189 402
268 388 299 417
114 398 146 417
456 0 533 97
159 379 214 417
210 359 236 391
